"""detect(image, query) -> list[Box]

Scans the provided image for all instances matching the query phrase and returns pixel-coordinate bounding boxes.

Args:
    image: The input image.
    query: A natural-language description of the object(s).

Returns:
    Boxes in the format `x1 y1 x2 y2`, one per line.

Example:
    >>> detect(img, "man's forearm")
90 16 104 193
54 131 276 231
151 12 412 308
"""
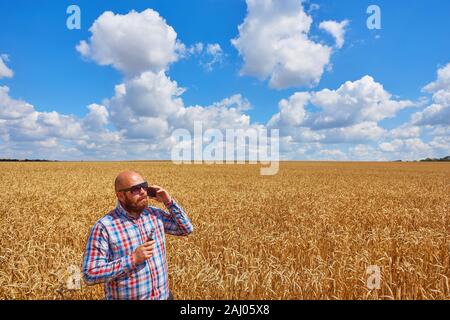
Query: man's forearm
83 253 135 285
163 199 194 236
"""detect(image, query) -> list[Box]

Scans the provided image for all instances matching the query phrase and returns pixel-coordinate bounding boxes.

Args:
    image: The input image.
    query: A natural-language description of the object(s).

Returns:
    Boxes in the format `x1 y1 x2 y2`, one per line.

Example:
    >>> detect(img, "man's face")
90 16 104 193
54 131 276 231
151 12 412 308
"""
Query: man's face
116 175 149 213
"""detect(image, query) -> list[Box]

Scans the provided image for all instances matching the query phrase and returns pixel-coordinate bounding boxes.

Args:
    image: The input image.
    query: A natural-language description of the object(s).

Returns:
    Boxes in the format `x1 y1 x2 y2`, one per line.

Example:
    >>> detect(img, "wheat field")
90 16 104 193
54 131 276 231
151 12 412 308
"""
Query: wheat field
0 161 448 300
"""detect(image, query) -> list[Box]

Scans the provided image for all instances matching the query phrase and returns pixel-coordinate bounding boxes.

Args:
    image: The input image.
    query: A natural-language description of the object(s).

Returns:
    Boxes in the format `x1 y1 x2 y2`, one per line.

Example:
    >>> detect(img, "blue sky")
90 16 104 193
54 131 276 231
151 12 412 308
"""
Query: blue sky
0 0 449 161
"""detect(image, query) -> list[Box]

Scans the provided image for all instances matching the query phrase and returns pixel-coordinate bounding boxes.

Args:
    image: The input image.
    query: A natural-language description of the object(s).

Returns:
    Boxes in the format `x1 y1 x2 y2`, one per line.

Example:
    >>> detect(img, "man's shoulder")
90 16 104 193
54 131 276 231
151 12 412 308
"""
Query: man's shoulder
94 208 121 228
146 205 166 215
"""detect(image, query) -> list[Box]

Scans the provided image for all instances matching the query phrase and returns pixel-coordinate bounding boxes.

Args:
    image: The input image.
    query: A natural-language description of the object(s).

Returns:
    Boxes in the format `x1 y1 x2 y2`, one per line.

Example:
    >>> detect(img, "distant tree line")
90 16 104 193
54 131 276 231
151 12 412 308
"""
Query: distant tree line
419 156 450 162
394 156 450 162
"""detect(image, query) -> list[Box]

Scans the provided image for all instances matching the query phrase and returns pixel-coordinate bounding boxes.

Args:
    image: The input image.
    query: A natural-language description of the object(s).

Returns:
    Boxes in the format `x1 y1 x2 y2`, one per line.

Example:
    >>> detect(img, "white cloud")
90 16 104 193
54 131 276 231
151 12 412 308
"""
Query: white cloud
83 104 109 131
106 71 184 141
173 96 252 133
307 3 320 13
187 42 204 56
319 148 346 159
319 20 350 49
379 141 400 152
375 63 450 160
322 122 386 144
265 75 434 159
413 62 450 126
4 109 83 143
389 125 422 139
184 42 224 71
0 86 34 119
268 92 309 128
0 54 13 79
268 76 414 143
231 0 334 89
423 63 450 93
203 43 224 71
0 85 126 160
76 9 184 76
109 71 185 120
412 104 450 126
308 76 414 129
378 138 432 159
349 144 377 160
216 94 251 112
429 135 450 152
105 67 255 140
206 43 222 56
431 126 450 137
125 116 170 140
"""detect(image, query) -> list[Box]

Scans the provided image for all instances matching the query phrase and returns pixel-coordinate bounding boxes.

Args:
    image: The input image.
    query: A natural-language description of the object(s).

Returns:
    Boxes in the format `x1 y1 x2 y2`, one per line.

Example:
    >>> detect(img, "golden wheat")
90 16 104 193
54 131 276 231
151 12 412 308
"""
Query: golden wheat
0 161 448 299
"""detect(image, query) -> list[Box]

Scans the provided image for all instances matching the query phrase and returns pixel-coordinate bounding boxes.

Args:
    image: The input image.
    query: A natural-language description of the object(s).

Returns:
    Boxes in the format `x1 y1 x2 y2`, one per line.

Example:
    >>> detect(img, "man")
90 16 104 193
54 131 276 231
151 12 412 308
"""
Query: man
82 170 193 300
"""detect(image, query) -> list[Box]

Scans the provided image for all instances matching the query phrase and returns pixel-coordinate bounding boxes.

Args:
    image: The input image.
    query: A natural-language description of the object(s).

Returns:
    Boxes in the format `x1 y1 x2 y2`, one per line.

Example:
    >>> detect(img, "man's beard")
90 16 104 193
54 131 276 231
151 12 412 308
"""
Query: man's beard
122 196 148 215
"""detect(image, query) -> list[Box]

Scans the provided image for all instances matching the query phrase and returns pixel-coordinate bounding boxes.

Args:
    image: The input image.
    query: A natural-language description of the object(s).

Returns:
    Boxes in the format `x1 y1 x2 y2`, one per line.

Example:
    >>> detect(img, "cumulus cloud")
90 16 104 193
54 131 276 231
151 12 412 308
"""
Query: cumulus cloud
105 68 255 140
174 96 252 133
267 92 309 129
0 85 126 160
82 104 109 131
76 9 185 76
370 63 450 161
319 20 350 49
378 138 432 158
412 103 450 126
264 74 436 160
0 86 34 119
413 63 450 126
0 55 14 79
388 125 422 139
423 63 450 93
321 122 386 144
109 71 185 120
4 109 83 143
268 76 414 141
319 148 346 160
106 71 185 141
231 0 335 89
308 76 414 129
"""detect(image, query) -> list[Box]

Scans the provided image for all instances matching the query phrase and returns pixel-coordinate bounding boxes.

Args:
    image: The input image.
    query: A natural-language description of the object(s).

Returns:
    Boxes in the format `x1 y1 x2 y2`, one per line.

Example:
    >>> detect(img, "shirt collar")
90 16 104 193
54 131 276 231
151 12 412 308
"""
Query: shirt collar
115 200 144 220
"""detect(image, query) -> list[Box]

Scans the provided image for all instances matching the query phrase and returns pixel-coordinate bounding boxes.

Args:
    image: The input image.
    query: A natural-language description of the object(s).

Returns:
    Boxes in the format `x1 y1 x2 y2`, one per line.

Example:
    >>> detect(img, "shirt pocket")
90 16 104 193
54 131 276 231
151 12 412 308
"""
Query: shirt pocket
109 240 127 259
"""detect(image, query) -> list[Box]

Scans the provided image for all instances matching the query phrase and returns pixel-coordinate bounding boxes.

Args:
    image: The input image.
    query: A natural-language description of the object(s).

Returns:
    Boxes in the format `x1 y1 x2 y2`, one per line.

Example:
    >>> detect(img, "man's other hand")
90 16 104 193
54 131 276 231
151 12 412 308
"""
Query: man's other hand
132 240 156 265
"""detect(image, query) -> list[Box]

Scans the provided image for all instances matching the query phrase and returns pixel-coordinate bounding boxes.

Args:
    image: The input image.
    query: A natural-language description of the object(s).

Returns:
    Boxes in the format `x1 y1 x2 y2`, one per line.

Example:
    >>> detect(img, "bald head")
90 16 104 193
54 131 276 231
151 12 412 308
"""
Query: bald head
114 171 145 192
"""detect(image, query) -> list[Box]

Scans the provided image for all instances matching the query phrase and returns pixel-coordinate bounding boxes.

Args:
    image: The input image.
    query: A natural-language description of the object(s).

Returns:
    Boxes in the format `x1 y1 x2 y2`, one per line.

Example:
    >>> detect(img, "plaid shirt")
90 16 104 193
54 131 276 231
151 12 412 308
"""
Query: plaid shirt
82 199 193 300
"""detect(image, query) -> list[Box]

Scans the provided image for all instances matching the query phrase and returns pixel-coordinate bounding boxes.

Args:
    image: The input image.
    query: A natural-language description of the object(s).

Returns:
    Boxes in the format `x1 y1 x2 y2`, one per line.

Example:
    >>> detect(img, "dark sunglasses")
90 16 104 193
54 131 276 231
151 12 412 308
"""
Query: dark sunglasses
118 181 148 195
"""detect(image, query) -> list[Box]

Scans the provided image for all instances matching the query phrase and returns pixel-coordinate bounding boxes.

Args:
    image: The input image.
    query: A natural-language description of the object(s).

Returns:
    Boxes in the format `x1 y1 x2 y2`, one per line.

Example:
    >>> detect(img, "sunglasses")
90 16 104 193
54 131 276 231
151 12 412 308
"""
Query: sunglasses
118 181 148 195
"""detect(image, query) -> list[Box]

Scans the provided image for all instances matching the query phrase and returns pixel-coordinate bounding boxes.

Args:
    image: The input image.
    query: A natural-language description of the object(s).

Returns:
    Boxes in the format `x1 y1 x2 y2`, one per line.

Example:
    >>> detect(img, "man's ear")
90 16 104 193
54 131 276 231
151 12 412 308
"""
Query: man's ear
116 191 125 202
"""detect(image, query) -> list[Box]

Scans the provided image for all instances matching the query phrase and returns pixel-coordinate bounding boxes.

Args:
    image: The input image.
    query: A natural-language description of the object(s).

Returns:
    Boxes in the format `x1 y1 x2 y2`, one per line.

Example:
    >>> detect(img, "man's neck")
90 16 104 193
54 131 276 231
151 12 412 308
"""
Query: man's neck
119 201 143 219
127 210 141 219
